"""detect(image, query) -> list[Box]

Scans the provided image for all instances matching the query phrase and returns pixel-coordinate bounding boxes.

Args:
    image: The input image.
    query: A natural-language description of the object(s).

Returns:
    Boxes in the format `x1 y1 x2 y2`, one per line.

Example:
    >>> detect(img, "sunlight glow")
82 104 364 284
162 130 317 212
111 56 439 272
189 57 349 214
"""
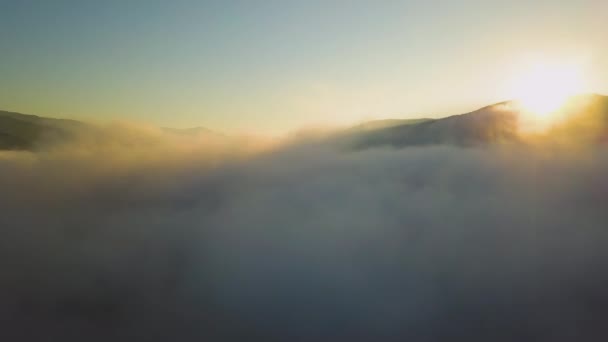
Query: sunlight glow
511 61 585 117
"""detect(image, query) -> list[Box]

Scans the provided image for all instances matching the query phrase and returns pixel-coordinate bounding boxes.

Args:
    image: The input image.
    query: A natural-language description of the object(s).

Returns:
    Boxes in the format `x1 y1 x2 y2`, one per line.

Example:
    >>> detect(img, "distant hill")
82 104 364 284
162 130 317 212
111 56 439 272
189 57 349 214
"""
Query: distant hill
340 94 608 149
0 110 88 150
343 103 518 149
347 118 433 132
334 118 435 147
162 126 224 138
0 110 222 150
2 94 608 151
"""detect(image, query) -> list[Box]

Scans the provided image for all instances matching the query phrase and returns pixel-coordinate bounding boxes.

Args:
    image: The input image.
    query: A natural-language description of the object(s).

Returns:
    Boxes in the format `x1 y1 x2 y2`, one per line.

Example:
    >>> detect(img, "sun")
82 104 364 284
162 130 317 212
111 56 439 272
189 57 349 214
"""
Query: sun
510 61 585 117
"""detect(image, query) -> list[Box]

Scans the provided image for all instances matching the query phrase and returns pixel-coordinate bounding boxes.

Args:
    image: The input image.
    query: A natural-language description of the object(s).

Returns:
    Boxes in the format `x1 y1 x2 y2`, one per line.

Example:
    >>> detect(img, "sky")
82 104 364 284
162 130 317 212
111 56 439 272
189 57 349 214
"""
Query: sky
1 0 608 133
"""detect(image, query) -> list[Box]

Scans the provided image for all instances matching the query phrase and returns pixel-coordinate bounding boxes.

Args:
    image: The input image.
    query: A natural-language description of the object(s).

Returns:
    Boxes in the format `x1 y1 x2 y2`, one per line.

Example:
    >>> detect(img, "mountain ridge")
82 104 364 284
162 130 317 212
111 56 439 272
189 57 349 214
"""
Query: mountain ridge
2 93 607 151
342 93 608 149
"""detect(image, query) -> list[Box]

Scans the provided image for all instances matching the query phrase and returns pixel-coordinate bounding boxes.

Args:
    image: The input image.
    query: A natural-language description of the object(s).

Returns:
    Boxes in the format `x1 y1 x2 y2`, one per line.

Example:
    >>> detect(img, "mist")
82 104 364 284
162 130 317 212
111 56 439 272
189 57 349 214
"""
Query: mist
1 126 608 341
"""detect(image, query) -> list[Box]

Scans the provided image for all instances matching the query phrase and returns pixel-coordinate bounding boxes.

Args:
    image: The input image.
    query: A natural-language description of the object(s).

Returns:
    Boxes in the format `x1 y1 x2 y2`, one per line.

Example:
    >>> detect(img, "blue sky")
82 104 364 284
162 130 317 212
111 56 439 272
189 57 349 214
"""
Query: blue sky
1 0 607 133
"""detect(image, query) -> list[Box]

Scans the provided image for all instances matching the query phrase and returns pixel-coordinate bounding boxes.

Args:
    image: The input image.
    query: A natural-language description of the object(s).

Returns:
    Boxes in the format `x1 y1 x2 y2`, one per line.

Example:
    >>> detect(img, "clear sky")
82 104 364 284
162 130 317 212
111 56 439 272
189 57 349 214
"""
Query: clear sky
1 0 607 133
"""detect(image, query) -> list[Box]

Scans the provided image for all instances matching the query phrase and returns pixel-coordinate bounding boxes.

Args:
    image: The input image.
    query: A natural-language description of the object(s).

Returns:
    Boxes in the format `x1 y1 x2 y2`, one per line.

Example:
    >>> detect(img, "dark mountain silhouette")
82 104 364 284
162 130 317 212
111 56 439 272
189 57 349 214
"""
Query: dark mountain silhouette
341 102 518 149
0 110 221 150
0 110 89 150
347 118 433 132
1 94 607 151
342 94 608 149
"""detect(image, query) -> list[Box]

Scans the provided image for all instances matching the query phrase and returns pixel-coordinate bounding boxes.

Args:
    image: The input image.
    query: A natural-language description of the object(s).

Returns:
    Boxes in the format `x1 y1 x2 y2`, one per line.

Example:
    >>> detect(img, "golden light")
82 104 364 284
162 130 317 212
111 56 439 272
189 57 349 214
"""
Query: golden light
511 61 585 117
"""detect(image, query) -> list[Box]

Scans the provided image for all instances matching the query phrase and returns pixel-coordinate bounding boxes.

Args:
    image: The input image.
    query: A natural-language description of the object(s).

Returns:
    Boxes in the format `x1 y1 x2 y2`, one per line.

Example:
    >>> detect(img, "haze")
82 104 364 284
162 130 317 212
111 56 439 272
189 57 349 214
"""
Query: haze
2 0 608 133
3 1 608 341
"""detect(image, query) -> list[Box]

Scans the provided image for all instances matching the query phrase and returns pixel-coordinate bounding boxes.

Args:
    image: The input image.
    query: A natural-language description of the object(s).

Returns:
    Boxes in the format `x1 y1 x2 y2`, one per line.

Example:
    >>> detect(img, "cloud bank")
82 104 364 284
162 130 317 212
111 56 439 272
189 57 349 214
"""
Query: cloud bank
1 126 608 341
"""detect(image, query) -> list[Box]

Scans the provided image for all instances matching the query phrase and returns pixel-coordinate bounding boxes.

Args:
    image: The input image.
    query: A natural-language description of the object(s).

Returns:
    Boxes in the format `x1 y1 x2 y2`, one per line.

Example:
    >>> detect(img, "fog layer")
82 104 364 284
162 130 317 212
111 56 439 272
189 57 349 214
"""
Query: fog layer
1 127 607 341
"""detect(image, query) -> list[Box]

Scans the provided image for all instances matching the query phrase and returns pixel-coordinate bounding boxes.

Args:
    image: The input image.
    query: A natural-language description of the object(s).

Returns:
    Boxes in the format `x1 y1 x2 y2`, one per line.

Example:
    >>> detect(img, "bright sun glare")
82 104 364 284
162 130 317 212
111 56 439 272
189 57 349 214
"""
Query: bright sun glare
511 61 585 117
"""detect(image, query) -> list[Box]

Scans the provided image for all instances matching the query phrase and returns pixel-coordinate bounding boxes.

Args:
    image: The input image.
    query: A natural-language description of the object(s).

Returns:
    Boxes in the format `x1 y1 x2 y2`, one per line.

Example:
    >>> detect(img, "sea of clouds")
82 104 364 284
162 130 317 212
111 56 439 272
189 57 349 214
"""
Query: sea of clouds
1 124 608 341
